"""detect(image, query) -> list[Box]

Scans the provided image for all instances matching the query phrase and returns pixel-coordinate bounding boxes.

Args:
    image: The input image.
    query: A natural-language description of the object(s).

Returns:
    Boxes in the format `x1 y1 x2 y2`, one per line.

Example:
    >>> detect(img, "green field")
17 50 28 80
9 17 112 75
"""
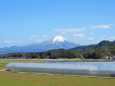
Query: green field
0 59 44 70
0 80 48 86
0 59 115 86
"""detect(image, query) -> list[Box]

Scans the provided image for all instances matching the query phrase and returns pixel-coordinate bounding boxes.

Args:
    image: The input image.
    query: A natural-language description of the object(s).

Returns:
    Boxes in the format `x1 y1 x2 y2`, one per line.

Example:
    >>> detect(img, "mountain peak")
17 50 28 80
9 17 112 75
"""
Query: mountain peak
53 36 67 42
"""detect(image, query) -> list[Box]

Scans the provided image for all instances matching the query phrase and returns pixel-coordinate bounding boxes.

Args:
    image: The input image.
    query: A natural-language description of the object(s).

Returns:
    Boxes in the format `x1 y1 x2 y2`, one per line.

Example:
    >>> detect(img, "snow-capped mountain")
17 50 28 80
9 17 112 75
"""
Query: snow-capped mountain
39 35 79 49
0 36 80 54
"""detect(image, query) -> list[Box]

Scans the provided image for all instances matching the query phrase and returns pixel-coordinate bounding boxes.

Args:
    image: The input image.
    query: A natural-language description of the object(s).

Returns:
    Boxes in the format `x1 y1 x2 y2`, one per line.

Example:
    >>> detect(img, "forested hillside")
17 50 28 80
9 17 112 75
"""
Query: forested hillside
84 46 115 59
69 40 115 55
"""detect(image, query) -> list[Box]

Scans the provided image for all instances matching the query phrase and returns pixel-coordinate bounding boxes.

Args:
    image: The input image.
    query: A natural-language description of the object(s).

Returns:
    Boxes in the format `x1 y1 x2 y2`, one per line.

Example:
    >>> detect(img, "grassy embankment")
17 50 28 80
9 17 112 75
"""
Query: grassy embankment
0 59 115 86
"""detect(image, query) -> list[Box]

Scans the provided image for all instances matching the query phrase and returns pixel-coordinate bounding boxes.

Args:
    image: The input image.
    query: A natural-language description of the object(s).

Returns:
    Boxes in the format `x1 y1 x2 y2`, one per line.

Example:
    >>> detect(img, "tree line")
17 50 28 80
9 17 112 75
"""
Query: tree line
0 49 83 59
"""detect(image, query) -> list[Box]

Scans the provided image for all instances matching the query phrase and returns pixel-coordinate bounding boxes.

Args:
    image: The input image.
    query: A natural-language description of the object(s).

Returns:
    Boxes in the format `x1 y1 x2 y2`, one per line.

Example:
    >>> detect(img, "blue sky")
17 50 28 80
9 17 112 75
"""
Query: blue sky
0 0 115 48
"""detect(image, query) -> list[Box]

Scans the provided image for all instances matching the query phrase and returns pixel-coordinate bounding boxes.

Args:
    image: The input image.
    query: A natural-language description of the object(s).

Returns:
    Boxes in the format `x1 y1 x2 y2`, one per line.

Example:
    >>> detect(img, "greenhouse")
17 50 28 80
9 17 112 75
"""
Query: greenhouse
5 62 115 77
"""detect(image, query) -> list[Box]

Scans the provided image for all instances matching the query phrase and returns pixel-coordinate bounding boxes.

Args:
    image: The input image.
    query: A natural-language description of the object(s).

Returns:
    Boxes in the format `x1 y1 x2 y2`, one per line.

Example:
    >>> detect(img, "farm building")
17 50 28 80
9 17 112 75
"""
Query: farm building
5 62 115 77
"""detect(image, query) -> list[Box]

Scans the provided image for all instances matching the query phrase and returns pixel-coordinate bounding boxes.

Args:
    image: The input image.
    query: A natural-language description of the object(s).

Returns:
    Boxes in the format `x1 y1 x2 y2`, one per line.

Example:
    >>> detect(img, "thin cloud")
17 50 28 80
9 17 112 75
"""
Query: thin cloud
62 32 67 34
90 25 110 29
89 32 94 34
108 24 115 25
87 38 94 40
29 36 38 40
73 34 85 37
43 35 47 37
36 39 42 43
100 37 115 40
108 37 115 39
100 37 105 39
4 40 16 43
55 28 85 32
31 36 38 38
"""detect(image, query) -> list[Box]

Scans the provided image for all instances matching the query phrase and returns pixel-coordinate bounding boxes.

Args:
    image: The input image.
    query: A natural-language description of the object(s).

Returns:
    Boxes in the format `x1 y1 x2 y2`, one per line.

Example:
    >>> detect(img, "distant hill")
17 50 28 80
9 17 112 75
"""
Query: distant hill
84 46 115 59
0 36 79 54
69 40 115 55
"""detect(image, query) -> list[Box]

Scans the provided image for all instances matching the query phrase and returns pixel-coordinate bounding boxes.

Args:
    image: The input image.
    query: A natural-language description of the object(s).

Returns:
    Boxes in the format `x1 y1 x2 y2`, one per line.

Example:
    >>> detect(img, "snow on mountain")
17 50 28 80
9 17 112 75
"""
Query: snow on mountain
52 35 67 42
0 36 80 54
